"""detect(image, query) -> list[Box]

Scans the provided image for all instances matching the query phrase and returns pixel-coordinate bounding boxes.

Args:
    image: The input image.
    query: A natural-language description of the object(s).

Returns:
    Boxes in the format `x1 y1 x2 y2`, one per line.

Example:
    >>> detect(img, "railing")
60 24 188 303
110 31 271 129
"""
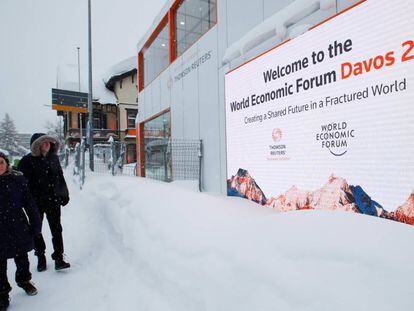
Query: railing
68 139 203 191
67 128 120 140
144 139 203 191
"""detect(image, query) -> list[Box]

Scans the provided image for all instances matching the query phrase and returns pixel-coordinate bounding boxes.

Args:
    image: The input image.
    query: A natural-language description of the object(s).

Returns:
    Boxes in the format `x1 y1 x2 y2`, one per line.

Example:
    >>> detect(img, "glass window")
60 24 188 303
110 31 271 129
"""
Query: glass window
143 111 171 181
143 20 170 87
126 144 137 164
92 107 108 129
127 110 137 128
93 117 101 129
175 0 216 56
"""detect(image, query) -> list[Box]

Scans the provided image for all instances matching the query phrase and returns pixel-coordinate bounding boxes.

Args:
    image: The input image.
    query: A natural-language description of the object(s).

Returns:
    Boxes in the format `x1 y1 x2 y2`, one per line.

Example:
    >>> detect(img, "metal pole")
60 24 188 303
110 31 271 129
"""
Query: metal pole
163 117 168 181
111 140 115 176
77 47 85 187
65 112 69 167
77 47 81 92
77 47 83 146
88 0 94 171
198 139 203 192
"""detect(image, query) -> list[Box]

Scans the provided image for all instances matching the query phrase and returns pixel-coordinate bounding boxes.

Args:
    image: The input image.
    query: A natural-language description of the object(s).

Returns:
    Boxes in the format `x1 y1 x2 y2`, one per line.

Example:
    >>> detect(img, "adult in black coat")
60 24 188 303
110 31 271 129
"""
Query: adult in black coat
18 133 71 272
0 152 41 310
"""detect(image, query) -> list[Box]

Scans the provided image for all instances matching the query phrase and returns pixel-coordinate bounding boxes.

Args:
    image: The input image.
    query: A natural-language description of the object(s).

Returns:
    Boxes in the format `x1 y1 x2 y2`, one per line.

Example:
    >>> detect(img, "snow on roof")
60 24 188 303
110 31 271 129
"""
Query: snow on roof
103 56 137 84
222 0 336 65
57 64 117 105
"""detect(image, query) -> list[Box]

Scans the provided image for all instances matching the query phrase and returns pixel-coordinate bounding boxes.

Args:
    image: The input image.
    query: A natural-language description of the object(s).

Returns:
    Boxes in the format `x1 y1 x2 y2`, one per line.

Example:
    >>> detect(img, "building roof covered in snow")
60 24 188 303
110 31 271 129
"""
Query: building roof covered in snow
103 56 137 92
57 64 117 105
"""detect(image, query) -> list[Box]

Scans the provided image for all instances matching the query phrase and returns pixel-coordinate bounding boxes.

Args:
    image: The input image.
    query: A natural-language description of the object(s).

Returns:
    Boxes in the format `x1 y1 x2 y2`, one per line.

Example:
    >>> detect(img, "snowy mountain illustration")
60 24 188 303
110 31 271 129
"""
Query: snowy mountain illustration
266 185 312 212
227 169 267 205
307 175 359 212
227 169 414 226
393 192 414 225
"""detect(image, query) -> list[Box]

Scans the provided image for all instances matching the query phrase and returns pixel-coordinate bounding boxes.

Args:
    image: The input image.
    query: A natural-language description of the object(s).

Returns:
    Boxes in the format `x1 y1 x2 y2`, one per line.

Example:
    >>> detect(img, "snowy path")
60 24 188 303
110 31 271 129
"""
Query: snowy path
7 174 414 310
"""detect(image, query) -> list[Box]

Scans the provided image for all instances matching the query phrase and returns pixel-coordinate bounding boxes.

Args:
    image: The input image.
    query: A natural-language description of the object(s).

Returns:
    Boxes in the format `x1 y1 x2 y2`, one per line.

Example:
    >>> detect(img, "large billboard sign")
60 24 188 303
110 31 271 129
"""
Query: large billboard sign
52 88 88 113
225 0 414 225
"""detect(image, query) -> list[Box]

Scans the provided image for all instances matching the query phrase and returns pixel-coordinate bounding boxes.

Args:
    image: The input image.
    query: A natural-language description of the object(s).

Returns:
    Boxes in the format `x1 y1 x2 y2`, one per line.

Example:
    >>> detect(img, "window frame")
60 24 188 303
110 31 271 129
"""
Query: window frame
137 108 171 177
138 0 217 92
139 15 169 90
172 0 217 59
126 109 138 129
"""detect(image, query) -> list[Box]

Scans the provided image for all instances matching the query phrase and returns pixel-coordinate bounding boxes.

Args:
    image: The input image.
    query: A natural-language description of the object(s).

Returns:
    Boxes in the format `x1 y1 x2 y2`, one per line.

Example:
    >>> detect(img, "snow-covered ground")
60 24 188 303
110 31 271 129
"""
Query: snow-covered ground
7 173 414 310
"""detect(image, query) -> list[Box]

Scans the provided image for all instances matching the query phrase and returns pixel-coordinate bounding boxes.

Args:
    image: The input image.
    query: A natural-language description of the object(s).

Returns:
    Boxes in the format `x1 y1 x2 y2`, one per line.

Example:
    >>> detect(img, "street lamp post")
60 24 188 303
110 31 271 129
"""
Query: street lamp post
77 47 83 144
77 47 86 186
88 0 94 170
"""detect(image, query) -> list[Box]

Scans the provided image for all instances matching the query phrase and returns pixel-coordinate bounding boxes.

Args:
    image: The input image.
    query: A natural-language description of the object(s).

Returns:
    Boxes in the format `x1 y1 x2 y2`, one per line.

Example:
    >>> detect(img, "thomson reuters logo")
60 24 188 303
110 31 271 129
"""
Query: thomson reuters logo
167 77 173 89
272 128 282 142
268 128 287 159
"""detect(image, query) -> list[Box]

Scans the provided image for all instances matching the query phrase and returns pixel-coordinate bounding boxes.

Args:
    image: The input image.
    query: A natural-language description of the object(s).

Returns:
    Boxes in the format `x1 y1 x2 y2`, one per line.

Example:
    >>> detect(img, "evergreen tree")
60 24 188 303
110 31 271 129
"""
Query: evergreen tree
44 117 65 149
0 113 19 155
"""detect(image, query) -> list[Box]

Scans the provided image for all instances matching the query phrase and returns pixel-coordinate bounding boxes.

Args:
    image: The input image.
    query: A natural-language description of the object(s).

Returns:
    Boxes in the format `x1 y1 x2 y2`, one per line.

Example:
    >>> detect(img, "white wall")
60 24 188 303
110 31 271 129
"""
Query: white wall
138 0 361 193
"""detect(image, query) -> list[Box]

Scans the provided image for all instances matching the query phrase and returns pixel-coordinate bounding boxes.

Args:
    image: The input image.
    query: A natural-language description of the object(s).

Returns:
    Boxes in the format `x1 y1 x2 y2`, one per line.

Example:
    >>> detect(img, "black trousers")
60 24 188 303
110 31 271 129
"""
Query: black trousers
34 206 64 260
0 254 31 294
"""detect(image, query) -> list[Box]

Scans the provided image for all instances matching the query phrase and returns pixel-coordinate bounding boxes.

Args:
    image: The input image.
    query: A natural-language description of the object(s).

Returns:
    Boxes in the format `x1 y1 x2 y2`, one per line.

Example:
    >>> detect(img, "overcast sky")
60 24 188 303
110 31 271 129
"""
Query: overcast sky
0 0 166 133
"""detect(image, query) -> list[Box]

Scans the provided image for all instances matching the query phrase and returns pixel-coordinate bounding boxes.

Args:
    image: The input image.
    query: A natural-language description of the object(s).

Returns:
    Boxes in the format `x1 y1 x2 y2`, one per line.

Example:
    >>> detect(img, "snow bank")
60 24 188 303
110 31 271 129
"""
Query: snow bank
8 174 414 310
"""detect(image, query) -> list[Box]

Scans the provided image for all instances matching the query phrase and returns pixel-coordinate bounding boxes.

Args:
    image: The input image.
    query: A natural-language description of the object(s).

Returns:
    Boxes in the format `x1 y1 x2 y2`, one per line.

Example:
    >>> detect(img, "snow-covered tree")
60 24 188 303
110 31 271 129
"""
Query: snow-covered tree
44 117 65 149
0 113 19 155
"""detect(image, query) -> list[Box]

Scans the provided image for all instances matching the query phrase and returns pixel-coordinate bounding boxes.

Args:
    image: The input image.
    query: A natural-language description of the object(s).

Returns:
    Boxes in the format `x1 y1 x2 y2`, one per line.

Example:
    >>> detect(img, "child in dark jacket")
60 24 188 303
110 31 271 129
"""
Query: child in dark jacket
0 152 41 310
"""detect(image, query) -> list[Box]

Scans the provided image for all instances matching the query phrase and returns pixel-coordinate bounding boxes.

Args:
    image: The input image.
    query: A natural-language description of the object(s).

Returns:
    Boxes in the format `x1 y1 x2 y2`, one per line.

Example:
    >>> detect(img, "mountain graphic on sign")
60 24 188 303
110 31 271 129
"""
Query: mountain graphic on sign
227 169 267 205
227 169 413 226
393 192 414 225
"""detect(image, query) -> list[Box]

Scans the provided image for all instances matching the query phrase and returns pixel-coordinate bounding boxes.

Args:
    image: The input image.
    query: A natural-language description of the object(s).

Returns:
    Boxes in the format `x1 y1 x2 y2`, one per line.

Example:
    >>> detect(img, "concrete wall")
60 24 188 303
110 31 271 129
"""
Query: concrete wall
138 0 361 193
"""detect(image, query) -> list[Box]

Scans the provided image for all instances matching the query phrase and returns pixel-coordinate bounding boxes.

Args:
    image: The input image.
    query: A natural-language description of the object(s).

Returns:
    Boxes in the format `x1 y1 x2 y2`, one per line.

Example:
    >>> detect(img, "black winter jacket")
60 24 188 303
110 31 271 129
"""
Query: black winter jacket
18 135 69 210
0 169 41 260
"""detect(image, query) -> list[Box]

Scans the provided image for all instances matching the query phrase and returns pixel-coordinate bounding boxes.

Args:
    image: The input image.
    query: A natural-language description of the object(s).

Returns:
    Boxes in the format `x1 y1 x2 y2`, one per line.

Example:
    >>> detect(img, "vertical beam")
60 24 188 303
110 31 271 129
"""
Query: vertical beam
168 9 176 63
138 52 144 92
136 122 145 177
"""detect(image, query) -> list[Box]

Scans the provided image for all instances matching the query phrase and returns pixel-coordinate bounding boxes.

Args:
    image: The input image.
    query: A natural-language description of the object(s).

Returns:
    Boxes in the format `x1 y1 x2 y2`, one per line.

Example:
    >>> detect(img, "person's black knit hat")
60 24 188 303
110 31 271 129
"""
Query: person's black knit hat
30 133 46 146
0 151 9 167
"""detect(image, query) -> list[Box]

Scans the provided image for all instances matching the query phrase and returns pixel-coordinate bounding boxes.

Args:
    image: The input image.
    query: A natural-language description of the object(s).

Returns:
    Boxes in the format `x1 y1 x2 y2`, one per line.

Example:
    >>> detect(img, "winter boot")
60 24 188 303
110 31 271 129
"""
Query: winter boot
54 258 70 271
17 281 38 296
37 254 47 272
0 294 9 311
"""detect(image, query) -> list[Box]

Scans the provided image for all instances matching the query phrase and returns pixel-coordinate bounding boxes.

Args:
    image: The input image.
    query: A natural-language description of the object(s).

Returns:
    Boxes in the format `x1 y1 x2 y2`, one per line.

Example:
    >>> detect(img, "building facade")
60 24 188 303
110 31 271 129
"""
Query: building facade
105 57 139 164
53 67 119 147
61 103 119 147
136 0 361 193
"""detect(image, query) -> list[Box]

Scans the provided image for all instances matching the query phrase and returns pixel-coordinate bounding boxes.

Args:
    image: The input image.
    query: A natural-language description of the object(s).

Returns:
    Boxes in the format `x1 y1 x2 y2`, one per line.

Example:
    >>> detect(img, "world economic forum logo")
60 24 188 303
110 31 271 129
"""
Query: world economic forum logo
315 121 355 156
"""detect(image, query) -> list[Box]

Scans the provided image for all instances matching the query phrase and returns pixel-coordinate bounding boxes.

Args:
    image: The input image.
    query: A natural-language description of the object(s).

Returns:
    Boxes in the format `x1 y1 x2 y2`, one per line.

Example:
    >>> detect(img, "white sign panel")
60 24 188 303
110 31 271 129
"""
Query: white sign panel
225 0 414 225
